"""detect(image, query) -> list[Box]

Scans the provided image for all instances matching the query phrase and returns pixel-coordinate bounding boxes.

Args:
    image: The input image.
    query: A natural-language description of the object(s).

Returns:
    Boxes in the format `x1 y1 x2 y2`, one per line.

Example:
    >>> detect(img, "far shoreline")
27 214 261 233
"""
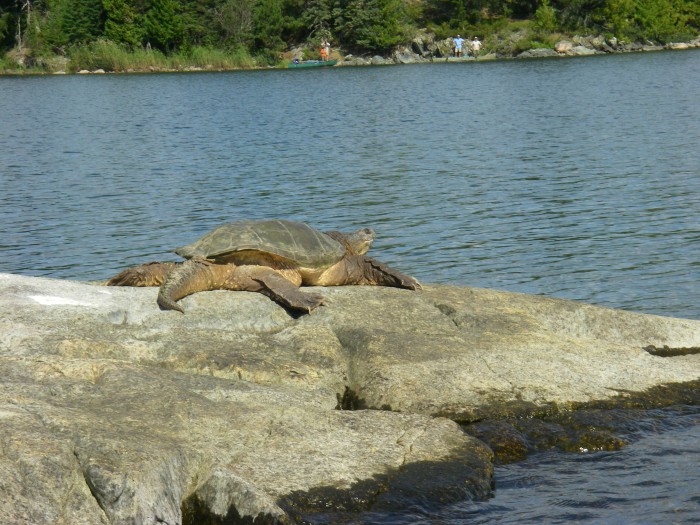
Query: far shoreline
1 37 699 77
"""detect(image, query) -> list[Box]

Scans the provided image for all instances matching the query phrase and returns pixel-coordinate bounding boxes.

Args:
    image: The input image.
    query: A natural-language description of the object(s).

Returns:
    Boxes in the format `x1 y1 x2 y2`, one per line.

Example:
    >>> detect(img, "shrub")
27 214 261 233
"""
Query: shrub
534 0 557 35
0 53 15 71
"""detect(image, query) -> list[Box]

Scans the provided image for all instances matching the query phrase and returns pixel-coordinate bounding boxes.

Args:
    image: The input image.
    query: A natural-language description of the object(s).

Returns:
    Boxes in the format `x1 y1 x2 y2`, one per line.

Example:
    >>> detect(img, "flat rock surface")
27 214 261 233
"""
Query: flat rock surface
2 273 700 524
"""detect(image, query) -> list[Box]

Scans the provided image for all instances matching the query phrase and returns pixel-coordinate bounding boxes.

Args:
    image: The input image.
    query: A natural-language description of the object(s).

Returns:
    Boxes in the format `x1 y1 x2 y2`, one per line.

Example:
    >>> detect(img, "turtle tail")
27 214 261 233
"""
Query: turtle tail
157 257 228 313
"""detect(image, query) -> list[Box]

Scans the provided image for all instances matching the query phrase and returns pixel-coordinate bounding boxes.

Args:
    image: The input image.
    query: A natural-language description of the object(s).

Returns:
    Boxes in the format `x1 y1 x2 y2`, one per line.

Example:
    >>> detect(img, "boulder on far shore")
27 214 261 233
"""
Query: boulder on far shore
555 40 573 53
517 48 559 58
571 45 599 56
2 272 700 524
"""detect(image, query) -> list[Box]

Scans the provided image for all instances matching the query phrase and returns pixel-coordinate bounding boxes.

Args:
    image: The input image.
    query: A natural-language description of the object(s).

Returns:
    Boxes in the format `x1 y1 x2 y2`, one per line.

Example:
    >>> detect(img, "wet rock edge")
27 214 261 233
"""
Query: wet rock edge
463 379 700 465
181 380 700 524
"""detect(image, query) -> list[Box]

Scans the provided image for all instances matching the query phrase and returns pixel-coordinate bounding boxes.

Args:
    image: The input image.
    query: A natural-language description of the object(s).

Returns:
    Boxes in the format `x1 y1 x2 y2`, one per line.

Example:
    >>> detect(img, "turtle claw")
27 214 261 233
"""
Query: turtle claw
393 272 421 290
405 279 422 291
157 292 185 313
294 292 326 313
251 272 325 314
360 257 421 291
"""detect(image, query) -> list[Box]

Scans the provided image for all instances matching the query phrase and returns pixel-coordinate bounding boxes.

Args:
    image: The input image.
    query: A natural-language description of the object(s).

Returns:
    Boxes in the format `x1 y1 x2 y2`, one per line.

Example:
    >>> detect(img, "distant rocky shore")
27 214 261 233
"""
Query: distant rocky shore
341 33 700 66
2 272 700 524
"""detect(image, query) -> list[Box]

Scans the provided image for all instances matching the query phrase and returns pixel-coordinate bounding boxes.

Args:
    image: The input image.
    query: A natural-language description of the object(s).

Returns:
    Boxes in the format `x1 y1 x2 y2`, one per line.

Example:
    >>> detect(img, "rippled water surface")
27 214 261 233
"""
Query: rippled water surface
2 50 700 522
2 51 700 318
457 407 700 525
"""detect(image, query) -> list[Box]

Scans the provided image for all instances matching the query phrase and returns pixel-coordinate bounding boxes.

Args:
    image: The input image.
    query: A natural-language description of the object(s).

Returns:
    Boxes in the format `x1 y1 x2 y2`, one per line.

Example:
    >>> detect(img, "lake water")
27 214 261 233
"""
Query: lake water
2 50 700 522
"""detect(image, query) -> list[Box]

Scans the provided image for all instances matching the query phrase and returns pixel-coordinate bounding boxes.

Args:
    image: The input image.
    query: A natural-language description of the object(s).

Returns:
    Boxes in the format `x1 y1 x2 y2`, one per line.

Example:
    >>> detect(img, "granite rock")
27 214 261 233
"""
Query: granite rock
2 272 700 523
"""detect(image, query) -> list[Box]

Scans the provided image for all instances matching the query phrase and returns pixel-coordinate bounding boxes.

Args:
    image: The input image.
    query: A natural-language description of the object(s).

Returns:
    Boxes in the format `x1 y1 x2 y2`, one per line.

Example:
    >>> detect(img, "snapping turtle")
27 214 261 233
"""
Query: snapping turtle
107 219 420 313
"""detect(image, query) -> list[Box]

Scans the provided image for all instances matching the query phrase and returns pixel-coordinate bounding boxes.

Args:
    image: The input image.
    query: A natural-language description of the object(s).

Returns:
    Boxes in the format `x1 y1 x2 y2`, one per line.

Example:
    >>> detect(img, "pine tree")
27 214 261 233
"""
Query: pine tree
144 0 184 51
334 0 408 53
217 0 255 46
252 0 283 51
62 0 105 43
103 0 143 47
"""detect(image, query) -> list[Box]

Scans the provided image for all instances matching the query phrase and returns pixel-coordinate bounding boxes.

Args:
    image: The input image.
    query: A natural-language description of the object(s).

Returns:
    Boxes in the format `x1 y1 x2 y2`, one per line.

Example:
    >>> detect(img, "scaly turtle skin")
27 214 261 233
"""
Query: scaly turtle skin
107 219 420 313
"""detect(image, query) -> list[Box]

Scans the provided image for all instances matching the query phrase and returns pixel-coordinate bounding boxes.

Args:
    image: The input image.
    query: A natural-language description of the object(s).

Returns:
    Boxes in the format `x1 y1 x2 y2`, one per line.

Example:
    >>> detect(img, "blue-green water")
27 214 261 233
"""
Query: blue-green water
2 50 700 522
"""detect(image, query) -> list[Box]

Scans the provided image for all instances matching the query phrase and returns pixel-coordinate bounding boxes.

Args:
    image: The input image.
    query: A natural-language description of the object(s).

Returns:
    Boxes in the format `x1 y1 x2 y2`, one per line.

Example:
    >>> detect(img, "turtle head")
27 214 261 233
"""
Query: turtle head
324 228 375 255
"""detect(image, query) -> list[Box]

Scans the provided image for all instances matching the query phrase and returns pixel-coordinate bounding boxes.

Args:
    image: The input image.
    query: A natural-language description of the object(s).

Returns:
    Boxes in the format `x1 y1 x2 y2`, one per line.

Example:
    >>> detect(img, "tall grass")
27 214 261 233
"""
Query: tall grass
68 40 166 71
67 40 258 72
174 46 256 70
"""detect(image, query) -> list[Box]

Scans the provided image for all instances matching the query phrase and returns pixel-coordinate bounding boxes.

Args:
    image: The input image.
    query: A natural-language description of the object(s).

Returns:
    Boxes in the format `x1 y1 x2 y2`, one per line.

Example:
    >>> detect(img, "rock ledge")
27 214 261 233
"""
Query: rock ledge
2 273 699 524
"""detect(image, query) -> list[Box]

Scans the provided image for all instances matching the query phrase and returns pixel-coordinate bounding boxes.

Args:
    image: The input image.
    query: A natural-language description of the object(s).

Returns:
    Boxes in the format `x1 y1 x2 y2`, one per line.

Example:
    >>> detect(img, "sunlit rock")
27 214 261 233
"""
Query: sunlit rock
2 272 700 523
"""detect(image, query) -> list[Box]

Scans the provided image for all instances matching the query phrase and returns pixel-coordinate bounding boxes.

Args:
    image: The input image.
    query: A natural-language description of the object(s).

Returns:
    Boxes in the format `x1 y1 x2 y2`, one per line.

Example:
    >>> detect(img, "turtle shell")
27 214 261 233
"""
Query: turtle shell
174 219 346 269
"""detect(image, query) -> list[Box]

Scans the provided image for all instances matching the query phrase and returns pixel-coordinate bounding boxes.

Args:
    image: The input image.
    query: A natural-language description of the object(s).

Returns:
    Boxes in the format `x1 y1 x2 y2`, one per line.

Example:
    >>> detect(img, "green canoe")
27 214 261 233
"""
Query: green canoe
288 60 337 69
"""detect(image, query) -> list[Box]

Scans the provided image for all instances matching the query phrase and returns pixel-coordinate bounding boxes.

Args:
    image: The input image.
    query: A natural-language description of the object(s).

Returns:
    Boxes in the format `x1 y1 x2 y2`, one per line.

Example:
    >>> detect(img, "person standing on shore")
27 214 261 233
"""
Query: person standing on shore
321 39 330 61
453 35 465 57
471 36 482 59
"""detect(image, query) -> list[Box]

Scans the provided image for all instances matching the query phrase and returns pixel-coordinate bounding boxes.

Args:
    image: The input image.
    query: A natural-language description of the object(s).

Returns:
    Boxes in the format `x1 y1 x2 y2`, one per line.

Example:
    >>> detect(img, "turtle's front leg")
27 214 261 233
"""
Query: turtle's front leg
157 258 238 312
345 255 421 290
107 261 181 287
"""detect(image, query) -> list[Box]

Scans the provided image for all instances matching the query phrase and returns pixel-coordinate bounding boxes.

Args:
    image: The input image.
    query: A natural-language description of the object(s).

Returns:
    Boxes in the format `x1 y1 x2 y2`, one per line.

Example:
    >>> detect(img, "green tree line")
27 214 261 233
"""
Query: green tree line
1 0 698 65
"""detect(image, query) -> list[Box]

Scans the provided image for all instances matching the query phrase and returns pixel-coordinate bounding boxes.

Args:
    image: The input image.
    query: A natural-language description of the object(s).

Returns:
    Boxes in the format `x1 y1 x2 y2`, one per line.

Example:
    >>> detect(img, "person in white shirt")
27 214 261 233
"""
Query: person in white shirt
471 37 482 59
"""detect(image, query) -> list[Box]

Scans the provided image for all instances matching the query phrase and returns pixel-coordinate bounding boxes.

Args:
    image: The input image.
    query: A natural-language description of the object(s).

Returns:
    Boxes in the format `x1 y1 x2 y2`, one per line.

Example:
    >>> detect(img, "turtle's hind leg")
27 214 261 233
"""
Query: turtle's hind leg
243 267 325 313
107 261 181 287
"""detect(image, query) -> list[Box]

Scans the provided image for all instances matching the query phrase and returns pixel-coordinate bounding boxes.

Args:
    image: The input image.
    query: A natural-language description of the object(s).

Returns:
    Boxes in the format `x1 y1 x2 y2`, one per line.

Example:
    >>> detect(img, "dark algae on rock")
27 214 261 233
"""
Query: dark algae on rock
464 380 700 464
